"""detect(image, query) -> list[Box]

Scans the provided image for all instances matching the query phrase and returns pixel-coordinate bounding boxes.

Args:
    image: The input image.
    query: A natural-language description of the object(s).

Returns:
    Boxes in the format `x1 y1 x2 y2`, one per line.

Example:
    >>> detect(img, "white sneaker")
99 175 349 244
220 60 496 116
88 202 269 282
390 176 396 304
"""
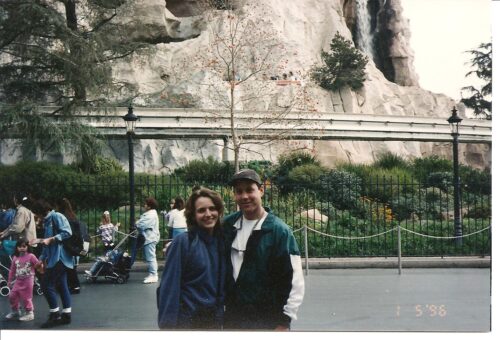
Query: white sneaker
143 275 158 284
5 311 20 320
85 270 93 276
19 311 34 321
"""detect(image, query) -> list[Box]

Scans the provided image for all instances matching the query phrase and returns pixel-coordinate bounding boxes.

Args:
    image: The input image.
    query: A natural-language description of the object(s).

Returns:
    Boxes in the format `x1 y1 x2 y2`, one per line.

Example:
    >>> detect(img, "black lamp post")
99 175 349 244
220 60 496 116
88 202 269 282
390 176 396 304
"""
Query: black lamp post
123 105 138 233
447 107 463 246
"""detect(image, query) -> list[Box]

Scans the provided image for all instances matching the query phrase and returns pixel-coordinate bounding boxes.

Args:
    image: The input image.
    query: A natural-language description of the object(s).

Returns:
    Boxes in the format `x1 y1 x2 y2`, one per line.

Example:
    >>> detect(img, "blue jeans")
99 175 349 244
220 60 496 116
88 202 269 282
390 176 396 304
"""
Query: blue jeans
143 242 158 276
41 261 71 310
172 228 187 238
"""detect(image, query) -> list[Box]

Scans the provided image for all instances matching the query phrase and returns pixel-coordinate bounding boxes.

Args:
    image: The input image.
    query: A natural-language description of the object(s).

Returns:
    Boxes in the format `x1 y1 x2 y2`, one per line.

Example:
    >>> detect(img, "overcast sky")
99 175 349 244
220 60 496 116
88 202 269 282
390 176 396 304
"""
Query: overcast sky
399 0 491 101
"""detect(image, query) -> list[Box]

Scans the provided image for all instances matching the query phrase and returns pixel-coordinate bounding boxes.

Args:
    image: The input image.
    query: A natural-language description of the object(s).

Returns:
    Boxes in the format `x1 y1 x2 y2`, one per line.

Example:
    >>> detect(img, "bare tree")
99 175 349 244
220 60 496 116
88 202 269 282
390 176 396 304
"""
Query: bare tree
173 0 316 172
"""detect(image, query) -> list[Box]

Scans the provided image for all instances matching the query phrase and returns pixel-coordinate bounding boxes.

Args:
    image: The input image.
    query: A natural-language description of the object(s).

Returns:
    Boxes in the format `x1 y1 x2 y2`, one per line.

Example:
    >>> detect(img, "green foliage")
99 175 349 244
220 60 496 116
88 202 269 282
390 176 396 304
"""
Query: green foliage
174 156 234 184
272 151 320 193
288 164 326 191
460 166 491 195
0 161 130 210
460 42 492 119
318 170 362 210
410 156 452 186
0 1 144 164
311 32 368 91
74 155 124 175
426 172 453 192
373 152 409 170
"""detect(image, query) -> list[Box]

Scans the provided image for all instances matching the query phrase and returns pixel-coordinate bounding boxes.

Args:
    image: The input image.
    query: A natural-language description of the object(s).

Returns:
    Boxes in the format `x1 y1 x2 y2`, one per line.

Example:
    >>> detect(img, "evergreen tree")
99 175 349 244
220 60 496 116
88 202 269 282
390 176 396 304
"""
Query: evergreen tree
0 0 143 168
460 42 491 119
311 32 368 91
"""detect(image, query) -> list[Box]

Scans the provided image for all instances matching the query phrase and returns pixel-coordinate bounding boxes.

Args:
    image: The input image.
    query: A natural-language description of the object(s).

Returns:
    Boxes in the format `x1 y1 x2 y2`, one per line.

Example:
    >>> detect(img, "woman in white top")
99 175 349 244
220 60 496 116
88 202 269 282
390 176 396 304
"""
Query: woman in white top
168 197 187 238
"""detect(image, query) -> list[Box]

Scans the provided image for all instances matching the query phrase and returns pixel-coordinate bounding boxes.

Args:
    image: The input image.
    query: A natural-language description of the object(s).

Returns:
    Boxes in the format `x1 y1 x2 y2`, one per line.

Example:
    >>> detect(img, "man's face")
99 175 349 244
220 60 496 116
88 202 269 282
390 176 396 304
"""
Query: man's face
233 180 264 218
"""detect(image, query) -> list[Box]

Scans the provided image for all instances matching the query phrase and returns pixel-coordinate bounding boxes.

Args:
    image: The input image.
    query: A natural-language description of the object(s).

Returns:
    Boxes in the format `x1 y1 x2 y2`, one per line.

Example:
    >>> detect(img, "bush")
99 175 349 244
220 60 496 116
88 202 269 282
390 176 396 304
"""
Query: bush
318 170 362 210
174 156 234 184
460 166 491 195
311 32 368 91
272 151 319 193
0 161 132 210
426 171 453 192
373 152 409 170
288 164 326 191
74 155 124 175
411 156 452 185
358 167 416 203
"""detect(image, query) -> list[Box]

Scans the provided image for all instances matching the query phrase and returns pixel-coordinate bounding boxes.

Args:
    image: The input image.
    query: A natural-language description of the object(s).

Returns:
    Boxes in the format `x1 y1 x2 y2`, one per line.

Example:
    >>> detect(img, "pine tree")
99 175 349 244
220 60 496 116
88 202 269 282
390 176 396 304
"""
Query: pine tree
311 32 368 91
0 0 143 168
460 42 491 120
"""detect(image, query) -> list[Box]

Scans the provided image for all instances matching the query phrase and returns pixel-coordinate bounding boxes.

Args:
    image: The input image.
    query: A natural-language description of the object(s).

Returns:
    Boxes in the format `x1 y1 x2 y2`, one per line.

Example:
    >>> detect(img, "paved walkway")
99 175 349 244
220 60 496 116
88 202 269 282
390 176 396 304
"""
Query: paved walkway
0 267 491 333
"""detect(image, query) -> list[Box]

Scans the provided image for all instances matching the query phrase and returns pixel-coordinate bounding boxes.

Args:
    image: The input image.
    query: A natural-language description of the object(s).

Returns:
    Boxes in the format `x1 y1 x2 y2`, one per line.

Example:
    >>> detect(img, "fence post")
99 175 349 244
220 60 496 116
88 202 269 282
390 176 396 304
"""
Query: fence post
397 224 402 275
303 225 309 276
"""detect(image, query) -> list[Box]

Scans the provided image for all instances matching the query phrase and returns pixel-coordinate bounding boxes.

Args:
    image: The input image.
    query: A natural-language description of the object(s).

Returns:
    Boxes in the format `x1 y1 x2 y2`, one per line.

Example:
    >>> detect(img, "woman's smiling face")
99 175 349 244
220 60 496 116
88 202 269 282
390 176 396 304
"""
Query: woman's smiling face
194 196 219 232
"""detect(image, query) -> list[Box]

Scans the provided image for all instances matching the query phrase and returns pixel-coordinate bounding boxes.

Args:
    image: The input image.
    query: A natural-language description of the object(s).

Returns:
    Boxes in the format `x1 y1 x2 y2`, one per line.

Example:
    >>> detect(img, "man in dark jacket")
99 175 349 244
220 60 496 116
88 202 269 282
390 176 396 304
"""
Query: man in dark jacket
223 169 305 330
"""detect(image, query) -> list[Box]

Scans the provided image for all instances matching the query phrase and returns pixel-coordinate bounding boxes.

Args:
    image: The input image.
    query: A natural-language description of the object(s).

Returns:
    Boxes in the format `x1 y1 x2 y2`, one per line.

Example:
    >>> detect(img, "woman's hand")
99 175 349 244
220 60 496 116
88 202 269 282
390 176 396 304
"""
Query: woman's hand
42 237 55 246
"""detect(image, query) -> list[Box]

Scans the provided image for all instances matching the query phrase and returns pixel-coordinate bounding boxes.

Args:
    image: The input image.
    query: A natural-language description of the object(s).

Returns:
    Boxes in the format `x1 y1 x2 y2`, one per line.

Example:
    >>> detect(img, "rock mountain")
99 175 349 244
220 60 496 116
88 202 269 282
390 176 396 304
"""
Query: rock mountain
1 0 491 171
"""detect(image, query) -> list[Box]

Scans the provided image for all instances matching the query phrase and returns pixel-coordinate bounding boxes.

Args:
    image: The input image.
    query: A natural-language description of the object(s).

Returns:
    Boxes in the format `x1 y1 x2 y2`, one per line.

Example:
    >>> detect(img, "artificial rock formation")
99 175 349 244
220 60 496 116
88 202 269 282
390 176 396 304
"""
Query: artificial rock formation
0 0 490 171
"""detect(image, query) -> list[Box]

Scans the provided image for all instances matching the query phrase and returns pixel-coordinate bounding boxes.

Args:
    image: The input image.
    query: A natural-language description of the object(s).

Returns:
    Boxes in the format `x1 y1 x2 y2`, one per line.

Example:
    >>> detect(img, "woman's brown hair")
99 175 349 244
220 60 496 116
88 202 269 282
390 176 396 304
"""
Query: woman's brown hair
184 187 224 233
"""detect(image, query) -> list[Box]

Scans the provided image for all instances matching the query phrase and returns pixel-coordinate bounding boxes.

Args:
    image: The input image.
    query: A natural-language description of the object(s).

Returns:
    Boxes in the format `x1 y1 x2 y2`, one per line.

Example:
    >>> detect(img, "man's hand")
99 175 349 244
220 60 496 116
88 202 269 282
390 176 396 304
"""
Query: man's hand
274 325 289 331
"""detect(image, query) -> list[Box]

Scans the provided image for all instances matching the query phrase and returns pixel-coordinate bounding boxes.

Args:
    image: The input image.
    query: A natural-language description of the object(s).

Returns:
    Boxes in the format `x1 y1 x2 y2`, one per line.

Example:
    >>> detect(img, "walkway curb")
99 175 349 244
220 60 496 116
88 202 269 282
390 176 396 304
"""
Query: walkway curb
302 256 491 269
77 256 490 273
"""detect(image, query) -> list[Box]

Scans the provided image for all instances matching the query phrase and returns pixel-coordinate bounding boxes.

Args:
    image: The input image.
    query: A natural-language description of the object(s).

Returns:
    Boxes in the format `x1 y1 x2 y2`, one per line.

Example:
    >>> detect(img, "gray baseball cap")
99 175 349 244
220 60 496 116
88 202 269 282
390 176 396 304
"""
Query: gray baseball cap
229 169 262 186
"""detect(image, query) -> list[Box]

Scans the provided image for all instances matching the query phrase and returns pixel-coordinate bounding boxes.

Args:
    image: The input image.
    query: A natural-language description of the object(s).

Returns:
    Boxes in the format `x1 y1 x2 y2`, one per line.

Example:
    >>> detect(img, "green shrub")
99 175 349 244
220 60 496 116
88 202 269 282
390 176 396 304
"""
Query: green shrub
426 171 453 192
359 167 416 203
373 151 409 169
318 170 362 210
174 156 234 184
460 166 491 195
272 151 319 193
411 156 452 185
76 155 124 175
288 164 326 191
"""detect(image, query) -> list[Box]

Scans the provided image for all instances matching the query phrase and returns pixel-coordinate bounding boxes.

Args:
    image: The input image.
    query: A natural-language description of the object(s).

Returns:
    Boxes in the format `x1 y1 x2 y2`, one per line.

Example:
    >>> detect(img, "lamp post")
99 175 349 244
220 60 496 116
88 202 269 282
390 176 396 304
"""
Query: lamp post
123 105 138 233
447 107 462 246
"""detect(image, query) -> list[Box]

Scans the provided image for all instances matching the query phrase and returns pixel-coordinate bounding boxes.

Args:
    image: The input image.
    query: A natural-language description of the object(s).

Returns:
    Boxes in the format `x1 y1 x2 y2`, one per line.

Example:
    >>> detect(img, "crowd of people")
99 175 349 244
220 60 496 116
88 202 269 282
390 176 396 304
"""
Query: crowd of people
0 169 305 330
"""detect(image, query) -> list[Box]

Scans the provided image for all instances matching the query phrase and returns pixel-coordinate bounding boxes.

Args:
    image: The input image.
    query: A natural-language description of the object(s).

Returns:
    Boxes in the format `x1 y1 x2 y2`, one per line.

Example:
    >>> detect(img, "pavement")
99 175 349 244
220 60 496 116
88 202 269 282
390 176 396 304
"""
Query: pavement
0 267 491 334
0 255 492 334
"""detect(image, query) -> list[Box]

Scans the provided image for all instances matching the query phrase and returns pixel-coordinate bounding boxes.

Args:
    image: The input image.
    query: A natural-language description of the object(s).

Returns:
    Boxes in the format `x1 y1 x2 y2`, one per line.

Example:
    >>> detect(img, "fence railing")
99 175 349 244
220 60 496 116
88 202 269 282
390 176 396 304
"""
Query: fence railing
67 175 491 261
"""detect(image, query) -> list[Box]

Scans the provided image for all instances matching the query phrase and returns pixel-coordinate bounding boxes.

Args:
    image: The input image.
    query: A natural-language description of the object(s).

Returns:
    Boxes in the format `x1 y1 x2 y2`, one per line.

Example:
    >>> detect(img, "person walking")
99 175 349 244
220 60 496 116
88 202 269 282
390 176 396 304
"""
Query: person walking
157 187 225 329
136 197 160 284
56 198 88 294
31 198 74 328
0 194 36 281
223 169 305 330
5 239 41 321
0 193 36 243
160 199 175 239
168 197 187 238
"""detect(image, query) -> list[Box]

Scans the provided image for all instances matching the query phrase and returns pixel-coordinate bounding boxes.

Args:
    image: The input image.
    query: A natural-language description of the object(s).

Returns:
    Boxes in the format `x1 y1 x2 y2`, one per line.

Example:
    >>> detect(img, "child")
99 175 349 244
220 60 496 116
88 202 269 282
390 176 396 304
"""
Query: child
98 211 119 252
5 239 41 321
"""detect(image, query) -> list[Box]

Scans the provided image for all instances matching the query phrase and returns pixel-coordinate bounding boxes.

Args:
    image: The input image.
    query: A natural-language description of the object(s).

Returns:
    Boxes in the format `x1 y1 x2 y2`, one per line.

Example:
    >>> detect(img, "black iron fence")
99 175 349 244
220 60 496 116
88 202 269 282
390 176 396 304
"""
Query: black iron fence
65 174 491 261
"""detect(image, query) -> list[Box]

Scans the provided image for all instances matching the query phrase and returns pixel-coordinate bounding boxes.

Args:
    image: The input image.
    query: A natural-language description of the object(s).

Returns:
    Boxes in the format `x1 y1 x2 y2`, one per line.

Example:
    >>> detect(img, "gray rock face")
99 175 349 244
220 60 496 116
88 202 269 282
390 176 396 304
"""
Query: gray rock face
0 0 490 171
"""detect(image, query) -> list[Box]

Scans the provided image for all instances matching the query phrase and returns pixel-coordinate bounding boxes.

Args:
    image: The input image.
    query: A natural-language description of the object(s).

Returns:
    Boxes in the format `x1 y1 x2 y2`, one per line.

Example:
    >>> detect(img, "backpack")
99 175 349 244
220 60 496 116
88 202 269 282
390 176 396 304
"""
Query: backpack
53 217 84 257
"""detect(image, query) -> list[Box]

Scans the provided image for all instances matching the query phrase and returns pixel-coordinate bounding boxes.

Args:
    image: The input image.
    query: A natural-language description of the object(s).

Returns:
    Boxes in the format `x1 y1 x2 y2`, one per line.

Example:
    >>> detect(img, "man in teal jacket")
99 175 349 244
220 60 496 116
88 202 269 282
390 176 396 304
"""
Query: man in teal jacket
223 169 305 330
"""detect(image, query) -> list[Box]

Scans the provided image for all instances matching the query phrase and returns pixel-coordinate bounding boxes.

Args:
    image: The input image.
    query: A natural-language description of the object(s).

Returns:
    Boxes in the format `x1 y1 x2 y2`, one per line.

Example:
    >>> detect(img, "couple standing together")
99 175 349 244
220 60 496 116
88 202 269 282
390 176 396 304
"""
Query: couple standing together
157 169 305 330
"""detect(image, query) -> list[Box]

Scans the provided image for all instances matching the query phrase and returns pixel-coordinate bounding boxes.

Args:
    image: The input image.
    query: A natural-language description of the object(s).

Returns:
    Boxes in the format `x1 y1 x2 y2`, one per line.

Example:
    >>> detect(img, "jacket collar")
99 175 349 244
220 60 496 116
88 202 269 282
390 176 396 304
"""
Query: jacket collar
228 207 274 231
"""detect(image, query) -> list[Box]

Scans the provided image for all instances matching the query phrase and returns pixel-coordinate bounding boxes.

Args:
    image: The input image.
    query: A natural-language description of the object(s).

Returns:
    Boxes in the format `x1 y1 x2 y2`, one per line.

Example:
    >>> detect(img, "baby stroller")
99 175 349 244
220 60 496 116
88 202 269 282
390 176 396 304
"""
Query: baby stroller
0 260 43 297
0 273 10 297
84 230 134 284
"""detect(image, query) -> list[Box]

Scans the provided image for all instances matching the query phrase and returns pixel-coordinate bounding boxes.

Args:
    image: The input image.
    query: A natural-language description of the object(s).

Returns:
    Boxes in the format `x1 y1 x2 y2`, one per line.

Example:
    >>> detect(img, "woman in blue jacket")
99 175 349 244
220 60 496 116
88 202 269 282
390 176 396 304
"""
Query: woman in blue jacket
157 187 225 329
